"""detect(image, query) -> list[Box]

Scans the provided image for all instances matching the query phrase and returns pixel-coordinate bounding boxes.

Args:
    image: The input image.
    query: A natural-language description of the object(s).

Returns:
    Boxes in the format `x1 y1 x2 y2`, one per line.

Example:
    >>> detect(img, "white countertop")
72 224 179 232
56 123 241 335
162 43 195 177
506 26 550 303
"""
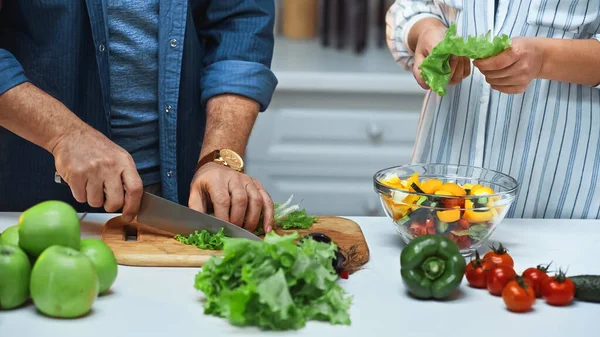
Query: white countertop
1 212 599 337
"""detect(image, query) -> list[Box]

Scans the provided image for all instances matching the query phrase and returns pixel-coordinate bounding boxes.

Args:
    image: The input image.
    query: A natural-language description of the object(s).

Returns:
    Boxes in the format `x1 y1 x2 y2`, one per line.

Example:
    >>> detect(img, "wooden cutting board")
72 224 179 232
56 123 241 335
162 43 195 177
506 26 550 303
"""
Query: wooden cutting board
101 215 370 274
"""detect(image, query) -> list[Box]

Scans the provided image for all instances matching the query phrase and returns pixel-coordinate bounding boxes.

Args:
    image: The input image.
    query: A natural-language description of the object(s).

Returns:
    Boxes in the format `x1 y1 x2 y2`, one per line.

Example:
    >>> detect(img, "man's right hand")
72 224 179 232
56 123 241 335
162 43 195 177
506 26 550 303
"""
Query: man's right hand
408 18 471 89
52 127 143 222
0 82 143 222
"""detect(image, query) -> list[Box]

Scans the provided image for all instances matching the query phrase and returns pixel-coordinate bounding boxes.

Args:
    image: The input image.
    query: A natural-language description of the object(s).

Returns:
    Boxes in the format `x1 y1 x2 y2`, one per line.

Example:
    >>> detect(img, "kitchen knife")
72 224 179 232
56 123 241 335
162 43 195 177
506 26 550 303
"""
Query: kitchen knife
53 172 262 241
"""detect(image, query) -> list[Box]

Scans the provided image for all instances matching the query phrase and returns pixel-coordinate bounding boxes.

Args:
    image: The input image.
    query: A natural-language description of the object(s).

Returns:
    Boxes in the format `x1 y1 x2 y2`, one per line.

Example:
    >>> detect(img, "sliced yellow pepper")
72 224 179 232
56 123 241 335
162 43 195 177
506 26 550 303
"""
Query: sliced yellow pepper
437 207 461 222
421 179 443 194
472 186 495 196
440 182 467 196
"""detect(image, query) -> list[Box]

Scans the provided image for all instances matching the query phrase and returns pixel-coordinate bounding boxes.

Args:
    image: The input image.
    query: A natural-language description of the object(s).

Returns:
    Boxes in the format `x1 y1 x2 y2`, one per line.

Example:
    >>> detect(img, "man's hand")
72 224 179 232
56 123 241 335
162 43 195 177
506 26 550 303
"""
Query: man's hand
0 83 143 221
188 163 274 234
52 127 143 222
187 94 274 234
473 37 544 94
409 19 471 89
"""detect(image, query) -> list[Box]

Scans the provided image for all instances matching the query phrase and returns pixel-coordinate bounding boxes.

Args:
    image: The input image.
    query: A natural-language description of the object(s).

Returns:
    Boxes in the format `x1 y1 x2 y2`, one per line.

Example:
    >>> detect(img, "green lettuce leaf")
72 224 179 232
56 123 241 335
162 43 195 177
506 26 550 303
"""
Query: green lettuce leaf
193 231 352 331
174 227 226 250
419 22 512 96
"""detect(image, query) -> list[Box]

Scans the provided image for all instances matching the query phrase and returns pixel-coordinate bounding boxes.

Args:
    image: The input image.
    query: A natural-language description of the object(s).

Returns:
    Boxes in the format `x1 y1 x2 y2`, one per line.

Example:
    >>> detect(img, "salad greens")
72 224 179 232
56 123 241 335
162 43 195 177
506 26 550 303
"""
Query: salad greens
175 228 226 250
194 231 352 330
419 22 511 96
175 195 318 250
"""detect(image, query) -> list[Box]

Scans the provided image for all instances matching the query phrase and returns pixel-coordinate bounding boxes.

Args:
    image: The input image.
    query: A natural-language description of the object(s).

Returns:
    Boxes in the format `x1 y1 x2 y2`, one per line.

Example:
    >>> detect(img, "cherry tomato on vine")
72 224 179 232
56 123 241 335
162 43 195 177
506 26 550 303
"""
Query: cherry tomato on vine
487 264 517 296
502 276 536 313
465 251 487 288
522 262 552 298
542 269 575 306
483 242 514 267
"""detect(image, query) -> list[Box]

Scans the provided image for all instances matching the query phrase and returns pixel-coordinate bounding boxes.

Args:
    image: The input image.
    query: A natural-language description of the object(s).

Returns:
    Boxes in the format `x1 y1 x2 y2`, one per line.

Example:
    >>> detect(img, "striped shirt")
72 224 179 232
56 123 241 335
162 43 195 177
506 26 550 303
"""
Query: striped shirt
386 0 600 219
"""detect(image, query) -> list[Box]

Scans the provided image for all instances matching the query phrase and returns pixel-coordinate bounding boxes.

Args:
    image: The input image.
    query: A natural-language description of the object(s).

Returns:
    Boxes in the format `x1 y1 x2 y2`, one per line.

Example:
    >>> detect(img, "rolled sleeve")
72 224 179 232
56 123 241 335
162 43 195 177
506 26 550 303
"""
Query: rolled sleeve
386 0 447 70
0 49 28 95
200 60 277 112
592 35 600 89
197 0 279 112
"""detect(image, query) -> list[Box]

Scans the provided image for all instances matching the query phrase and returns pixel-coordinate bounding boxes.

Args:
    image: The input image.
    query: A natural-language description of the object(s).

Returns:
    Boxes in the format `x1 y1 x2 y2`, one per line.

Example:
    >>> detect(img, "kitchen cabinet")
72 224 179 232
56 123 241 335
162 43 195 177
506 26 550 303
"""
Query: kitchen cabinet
245 37 426 216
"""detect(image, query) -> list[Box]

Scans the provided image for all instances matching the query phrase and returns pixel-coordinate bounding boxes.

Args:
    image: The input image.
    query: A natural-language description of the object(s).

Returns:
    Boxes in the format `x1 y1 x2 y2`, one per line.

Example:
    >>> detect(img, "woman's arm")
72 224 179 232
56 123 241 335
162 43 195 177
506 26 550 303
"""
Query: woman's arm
385 0 447 70
537 37 600 87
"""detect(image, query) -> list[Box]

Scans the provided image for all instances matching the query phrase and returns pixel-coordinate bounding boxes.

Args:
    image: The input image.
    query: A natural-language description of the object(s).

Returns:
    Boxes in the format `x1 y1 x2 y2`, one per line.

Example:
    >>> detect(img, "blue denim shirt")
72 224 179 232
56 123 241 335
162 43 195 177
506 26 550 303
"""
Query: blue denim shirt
0 0 278 211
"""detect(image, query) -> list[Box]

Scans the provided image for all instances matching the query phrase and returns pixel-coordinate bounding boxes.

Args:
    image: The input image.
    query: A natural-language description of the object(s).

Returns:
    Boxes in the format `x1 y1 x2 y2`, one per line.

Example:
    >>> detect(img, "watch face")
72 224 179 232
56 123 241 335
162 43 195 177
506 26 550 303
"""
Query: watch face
219 149 244 170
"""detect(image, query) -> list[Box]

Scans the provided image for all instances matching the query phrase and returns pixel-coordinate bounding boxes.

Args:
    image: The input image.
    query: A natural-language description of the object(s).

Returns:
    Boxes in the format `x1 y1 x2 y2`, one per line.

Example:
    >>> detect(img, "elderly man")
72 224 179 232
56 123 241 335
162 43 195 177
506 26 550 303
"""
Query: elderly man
0 0 278 233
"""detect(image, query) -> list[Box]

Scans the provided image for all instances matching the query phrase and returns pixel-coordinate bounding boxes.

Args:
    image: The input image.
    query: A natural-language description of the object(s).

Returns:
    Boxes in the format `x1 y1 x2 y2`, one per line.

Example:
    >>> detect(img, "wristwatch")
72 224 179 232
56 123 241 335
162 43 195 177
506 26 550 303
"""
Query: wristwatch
195 149 244 172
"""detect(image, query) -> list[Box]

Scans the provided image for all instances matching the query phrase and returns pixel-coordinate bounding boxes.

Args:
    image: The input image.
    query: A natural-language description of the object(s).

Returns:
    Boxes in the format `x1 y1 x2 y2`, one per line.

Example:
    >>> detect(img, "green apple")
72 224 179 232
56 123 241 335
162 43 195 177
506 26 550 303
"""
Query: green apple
80 239 118 294
0 243 32 309
30 245 99 318
0 225 19 246
19 200 81 258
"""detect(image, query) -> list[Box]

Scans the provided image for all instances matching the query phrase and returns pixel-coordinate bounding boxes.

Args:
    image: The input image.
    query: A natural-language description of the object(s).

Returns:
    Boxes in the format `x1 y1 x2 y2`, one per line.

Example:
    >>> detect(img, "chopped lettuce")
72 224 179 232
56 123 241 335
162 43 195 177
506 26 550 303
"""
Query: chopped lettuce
174 227 226 250
194 231 352 330
419 22 511 96
175 195 318 249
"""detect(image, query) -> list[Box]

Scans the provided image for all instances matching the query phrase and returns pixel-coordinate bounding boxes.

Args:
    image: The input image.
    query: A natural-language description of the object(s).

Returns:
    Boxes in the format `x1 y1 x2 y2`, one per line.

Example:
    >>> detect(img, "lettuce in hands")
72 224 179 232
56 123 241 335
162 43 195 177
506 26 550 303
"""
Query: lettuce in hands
419 22 511 96
194 231 352 330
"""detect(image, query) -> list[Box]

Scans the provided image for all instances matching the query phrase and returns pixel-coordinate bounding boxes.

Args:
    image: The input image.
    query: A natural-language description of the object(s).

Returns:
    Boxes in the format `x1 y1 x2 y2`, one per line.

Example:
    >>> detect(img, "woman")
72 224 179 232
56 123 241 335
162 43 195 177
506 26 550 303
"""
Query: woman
386 0 600 219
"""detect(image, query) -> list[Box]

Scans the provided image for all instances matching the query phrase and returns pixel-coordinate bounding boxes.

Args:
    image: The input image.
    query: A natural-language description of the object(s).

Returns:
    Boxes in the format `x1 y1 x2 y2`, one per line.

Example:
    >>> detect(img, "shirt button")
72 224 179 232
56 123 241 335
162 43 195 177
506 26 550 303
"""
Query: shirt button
165 105 172 113
167 170 173 178
98 44 106 52
170 39 178 48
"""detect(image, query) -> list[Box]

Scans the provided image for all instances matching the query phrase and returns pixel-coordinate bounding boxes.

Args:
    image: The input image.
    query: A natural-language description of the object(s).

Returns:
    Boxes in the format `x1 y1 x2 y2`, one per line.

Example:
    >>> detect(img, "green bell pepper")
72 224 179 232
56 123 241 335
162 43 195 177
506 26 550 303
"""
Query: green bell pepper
400 235 466 299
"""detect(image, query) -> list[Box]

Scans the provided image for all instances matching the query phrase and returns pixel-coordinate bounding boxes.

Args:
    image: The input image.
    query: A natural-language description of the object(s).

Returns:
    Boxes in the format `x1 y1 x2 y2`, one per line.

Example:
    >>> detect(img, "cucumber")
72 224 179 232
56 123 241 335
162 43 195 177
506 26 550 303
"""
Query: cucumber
436 221 449 234
569 275 600 303
416 196 428 205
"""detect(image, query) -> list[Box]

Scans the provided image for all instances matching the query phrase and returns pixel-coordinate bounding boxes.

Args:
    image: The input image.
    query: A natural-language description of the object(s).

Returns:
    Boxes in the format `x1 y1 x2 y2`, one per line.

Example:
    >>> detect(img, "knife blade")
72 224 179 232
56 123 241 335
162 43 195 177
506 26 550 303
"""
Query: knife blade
53 172 262 241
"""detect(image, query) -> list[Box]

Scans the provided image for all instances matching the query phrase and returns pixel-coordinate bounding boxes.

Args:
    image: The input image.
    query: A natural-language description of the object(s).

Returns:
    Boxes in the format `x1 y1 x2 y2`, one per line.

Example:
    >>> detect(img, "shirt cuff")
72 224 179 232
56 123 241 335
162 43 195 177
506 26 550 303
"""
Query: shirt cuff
593 36 600 89
0 49 29 95
402 13 447 56
200 60 278 112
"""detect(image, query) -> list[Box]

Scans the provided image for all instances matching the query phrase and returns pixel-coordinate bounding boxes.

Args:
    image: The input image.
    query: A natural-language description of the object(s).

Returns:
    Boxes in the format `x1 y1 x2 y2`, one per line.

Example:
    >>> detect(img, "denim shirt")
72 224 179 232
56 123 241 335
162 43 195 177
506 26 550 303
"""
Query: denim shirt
0 0 278 211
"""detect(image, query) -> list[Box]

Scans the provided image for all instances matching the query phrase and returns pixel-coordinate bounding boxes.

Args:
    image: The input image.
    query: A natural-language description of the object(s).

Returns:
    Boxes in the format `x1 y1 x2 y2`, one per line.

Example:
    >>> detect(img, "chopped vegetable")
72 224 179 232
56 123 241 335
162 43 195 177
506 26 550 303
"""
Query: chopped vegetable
569 275 600 303
400 235 466 299
193 231 352 330
419 22 512 96
174 228 225 250
380 172 505 249
176 195 318 249
254 195 318 236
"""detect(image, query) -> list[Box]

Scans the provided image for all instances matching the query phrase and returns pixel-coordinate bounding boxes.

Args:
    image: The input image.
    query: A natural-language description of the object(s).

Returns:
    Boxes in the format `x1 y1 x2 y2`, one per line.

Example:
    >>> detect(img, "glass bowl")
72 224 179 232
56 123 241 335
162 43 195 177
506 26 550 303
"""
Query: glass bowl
373 164 519 257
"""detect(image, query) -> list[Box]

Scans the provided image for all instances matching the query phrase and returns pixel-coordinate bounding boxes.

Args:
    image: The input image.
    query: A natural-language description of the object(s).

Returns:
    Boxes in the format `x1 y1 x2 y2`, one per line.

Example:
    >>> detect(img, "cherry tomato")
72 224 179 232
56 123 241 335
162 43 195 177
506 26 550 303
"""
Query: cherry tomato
466 251 487 288
542 270 575 306
522 262 552 298
487 264 517 296
502 277 536 313
457 219 470 229
441 198 465 209
483 242 514 268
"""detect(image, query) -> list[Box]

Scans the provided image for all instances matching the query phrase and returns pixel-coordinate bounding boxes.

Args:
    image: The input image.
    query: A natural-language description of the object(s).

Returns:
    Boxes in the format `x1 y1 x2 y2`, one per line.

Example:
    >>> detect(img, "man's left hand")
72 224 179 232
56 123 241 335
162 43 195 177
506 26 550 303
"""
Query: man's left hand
188 163 274 234
473 37 544 94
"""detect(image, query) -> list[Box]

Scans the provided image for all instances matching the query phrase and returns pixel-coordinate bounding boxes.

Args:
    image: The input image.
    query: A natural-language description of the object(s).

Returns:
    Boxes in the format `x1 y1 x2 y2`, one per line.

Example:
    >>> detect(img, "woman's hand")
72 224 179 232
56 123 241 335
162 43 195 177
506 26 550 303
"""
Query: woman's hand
473 37 544 94
410 20 471 89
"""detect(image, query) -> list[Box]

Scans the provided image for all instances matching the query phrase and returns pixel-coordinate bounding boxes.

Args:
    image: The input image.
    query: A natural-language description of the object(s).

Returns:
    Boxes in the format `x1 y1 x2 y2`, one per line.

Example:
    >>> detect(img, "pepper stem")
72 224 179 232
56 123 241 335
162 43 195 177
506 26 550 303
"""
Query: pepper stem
421 256 446 280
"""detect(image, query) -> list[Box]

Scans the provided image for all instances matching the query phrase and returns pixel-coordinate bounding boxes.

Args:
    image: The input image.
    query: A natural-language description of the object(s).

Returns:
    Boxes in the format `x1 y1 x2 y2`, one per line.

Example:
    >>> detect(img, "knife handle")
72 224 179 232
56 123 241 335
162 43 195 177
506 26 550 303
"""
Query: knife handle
54 171 68 185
